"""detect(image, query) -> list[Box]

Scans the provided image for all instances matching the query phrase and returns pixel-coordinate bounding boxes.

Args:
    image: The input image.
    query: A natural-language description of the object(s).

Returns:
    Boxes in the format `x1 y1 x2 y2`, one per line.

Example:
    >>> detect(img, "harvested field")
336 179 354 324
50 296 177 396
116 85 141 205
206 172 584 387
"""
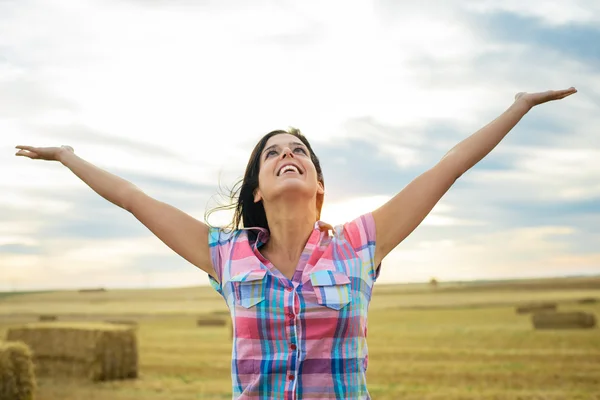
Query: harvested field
6 322 138 382
0 341 36 400
532 311 597 330
104 320 138 328
0 277 599 399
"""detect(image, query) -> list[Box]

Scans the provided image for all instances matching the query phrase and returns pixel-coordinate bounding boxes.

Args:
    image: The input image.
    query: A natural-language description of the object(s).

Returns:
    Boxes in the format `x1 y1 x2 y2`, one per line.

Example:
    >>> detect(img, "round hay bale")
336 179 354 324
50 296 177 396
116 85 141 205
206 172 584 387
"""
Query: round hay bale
516 302 557 314
6 322 138 382
0 341 36 400
38 315 57 322
578 297 598 304
532 311 597 330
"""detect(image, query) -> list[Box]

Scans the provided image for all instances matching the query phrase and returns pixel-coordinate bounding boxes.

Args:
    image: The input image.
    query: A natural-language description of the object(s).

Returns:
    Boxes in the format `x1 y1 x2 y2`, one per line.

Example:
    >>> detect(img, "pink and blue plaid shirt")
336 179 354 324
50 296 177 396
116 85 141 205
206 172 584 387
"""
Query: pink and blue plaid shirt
208 213 380 399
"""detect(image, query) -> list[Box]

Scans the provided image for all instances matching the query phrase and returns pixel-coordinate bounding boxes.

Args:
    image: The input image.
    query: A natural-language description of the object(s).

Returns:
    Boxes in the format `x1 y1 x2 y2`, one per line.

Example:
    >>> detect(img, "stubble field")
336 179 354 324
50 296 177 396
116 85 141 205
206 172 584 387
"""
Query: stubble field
1 276 599 399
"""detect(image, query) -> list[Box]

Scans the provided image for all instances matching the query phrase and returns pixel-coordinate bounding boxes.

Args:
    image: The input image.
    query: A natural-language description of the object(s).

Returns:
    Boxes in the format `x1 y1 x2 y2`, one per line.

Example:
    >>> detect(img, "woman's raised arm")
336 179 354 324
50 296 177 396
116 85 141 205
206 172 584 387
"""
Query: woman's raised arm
15 145 218 281
371 87 578 267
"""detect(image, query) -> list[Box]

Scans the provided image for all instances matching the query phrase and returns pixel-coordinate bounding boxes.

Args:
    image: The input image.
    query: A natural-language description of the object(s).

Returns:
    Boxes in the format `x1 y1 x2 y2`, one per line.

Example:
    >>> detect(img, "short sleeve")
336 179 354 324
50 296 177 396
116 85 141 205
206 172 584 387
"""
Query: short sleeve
207 227 236 294
342 212 380 282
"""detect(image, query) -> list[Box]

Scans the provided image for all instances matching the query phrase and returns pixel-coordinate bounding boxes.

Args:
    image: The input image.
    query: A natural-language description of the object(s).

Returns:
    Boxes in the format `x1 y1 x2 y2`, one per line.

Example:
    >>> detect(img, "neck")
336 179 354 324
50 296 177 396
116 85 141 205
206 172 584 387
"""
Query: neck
262 200 318 263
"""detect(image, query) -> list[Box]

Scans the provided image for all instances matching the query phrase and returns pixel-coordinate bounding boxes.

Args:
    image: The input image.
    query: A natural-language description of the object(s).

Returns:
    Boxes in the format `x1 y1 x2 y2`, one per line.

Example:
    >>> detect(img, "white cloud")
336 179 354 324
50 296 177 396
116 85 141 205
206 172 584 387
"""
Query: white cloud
465 147 600 201
380 224 590 283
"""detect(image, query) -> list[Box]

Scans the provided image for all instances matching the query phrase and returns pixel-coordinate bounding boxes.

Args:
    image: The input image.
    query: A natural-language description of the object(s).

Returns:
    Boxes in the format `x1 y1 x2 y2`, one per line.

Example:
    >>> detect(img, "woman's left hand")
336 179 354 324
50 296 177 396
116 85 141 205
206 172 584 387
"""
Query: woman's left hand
515 87 577 108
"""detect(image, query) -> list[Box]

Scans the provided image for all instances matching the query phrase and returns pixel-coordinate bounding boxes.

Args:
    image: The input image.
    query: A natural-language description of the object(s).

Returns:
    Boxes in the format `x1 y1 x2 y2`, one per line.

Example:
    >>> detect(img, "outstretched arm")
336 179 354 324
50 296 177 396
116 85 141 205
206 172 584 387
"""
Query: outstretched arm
371 87 578 267
14 145 218 281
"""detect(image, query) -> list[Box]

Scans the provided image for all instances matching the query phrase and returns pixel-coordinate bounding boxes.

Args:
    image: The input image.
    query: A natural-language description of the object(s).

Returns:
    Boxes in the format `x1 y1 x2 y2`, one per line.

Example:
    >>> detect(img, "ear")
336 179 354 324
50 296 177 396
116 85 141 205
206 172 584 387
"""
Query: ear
317 181 324 195
254 189 263 203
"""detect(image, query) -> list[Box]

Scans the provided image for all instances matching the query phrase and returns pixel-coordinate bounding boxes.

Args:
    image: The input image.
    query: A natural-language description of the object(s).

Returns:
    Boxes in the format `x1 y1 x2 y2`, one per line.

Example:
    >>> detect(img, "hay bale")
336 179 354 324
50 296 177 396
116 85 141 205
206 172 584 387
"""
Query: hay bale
578 297 598 304
0 341 36 400
196 318 227 327
38 315 57 322
6 322 137 381
516 302 557 314
532 311 597 330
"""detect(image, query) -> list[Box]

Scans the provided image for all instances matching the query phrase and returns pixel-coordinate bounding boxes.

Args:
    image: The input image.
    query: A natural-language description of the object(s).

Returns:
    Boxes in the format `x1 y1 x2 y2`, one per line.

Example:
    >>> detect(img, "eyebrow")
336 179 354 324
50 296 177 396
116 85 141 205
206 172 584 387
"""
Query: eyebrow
262 141 306 155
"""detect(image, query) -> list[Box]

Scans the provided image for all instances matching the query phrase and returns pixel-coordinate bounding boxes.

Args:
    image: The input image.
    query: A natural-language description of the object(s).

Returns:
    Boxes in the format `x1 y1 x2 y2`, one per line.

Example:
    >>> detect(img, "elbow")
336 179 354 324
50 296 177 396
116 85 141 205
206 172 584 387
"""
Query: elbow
435 157 465 183
121 187 143 212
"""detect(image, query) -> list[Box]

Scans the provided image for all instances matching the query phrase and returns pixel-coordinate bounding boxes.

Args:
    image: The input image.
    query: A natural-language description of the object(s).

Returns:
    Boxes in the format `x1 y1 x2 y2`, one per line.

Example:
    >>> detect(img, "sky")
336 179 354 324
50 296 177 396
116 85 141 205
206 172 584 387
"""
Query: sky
1 0 599 291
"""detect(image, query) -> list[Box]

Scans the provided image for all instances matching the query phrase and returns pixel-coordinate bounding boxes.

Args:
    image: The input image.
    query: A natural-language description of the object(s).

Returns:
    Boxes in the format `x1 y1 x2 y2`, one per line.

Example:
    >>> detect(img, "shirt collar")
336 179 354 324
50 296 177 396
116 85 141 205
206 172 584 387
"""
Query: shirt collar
250 220 333 249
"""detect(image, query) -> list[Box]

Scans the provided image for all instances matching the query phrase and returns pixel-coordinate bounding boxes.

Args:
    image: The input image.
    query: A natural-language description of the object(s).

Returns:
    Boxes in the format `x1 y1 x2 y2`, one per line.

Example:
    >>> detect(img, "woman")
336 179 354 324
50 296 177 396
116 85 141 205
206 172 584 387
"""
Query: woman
15 88 577 399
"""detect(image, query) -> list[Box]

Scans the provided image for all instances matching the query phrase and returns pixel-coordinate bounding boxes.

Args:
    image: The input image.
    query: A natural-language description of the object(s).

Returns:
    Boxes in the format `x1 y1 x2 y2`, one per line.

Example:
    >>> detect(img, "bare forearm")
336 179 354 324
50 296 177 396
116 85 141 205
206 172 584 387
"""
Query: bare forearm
58 150 141 210
440 98 532 178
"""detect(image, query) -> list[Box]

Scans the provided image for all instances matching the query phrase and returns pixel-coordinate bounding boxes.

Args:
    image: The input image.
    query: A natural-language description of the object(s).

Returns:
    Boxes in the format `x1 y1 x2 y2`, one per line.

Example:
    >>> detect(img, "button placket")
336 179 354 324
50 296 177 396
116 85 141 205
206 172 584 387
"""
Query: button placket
285 285 299 398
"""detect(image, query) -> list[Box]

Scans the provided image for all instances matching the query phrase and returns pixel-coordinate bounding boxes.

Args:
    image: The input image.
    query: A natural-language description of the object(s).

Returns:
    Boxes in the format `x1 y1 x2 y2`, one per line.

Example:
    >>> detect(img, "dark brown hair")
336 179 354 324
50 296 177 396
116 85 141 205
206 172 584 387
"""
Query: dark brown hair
205 128 324 241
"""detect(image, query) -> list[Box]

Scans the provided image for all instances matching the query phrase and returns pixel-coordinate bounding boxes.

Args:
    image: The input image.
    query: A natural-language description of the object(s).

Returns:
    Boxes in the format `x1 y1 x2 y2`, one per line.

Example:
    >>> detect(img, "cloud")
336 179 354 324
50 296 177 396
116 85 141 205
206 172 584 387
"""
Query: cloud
31 123 183 160
474 12 600 66
0 76 74 118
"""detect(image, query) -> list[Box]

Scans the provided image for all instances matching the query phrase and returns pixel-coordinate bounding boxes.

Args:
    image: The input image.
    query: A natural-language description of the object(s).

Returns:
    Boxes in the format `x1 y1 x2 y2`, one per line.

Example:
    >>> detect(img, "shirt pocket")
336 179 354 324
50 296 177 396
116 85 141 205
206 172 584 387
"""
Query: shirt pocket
310 270 352 310
230 269 268 309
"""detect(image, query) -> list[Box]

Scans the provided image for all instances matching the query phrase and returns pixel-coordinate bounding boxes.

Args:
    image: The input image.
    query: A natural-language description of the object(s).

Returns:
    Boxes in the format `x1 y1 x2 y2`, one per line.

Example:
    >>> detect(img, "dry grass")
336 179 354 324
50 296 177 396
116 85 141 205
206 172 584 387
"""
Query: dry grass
0 341 36 400
1 277 599 399
104 320 138 329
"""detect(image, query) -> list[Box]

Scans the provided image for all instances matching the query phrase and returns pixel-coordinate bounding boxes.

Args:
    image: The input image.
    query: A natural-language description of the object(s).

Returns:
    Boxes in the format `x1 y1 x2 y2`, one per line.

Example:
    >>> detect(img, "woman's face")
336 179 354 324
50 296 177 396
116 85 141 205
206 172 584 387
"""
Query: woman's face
254 133 324 206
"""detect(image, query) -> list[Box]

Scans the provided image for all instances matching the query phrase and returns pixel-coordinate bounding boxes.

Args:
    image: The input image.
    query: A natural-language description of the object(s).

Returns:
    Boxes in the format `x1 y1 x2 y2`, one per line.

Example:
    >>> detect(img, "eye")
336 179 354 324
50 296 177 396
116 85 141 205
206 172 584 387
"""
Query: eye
294 147 307 155
265 149 277 158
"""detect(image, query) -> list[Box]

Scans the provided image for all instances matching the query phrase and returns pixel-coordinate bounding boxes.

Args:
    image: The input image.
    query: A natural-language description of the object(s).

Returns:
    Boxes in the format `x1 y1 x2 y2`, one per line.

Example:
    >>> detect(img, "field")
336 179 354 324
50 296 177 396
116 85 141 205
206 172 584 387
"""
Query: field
1 276 599 399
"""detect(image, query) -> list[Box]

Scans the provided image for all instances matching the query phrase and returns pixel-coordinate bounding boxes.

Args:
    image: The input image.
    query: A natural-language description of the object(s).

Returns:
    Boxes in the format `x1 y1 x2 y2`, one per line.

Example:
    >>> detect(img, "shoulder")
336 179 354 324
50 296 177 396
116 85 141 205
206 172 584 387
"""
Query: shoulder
333 213 376 248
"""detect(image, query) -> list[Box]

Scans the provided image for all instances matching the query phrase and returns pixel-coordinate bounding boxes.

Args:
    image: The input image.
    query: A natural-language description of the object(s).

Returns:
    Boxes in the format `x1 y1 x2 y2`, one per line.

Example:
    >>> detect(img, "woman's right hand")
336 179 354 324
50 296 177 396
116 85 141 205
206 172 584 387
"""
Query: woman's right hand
15 145 74 162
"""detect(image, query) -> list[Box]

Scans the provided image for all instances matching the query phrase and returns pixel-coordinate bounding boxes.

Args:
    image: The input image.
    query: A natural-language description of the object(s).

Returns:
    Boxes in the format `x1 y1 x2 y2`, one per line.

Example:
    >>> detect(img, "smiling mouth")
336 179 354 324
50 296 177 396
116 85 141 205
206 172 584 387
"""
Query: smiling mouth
277 164 302 176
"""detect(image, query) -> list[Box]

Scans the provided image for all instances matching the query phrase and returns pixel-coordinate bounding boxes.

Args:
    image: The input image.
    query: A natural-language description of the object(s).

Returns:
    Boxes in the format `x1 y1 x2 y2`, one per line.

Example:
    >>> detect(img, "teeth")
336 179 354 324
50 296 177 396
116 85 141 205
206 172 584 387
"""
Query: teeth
279 165 299 175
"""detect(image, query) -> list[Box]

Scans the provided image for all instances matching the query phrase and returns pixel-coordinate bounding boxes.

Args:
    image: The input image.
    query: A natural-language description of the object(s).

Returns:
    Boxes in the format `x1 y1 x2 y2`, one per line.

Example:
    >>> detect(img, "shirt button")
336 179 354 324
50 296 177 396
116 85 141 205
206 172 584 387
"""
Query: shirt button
290 344 297 350
286 287 293 292
288 374 294 381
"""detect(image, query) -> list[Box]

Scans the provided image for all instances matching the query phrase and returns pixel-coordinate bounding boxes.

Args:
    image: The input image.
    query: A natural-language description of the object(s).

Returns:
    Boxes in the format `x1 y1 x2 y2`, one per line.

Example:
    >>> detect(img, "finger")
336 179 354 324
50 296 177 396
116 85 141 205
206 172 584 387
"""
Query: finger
15 145 35 151
555 87 577 97
556 92 573 99
15 150 38 159
556 90 577 100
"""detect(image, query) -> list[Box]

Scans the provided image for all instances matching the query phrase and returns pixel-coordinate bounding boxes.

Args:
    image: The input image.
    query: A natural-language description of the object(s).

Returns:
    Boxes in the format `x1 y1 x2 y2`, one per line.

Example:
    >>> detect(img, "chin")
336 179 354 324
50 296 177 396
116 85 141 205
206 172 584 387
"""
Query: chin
272 182 316 199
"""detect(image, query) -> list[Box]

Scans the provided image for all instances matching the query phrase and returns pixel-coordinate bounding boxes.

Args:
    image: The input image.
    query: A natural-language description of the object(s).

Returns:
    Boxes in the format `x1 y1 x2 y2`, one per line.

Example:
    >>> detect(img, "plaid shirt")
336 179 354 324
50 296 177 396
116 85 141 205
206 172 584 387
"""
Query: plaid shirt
208 213 379 400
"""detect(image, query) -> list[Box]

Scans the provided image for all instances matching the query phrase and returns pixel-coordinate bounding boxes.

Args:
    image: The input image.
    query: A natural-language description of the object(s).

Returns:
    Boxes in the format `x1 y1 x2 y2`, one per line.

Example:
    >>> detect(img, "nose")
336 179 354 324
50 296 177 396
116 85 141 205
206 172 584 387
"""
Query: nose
281 147 294 159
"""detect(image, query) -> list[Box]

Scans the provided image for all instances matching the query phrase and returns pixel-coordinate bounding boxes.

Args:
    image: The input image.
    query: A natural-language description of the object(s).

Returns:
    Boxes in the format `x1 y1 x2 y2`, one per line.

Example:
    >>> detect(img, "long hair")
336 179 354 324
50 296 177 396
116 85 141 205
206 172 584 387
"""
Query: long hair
205 128 324 242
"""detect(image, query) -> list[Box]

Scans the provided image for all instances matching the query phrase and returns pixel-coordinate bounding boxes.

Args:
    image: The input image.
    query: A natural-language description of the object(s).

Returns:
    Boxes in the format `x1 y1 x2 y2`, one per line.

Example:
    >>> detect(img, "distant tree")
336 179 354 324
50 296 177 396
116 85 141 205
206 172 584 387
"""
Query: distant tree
429 278 438 289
